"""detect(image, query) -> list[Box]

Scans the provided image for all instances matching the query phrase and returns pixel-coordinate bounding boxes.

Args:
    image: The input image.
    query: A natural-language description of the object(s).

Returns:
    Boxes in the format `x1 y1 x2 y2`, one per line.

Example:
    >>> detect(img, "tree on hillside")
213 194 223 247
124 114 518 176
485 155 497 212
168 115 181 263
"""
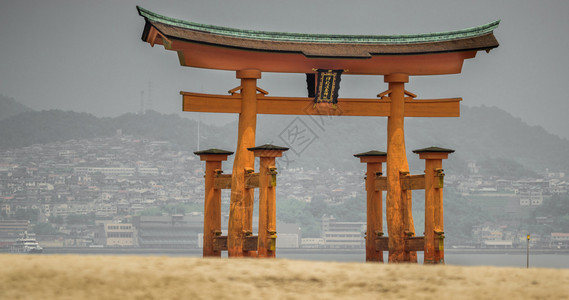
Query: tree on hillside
0 94 32 121
33 222 58 235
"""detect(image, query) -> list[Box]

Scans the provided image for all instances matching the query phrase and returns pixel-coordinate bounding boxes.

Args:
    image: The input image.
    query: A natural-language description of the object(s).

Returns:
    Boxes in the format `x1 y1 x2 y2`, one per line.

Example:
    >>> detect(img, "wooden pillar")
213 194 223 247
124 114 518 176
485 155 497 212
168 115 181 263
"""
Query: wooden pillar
249 144 288 258
354 150 387 262
228 69 261 257
384 73 416 263
414 147 454 264
423 158 437 264
194 149 233 257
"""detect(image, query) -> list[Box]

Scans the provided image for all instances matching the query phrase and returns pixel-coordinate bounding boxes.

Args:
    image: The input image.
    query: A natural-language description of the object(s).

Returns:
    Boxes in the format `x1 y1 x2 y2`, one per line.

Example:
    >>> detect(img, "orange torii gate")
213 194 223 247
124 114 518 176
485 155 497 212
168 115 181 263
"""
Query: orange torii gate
137 6 499 263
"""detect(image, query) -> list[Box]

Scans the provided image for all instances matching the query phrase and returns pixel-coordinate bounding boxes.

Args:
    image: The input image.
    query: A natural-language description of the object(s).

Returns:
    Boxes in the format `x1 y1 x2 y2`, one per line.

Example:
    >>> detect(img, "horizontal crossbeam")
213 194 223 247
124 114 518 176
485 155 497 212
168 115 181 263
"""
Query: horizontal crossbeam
375 237 389 251
400 175 426 190
374 236 428 252
374 176 388 191
405 237 425 252
181 92 461 117
213 173 259 189
372 174 426 191
213 235 258 251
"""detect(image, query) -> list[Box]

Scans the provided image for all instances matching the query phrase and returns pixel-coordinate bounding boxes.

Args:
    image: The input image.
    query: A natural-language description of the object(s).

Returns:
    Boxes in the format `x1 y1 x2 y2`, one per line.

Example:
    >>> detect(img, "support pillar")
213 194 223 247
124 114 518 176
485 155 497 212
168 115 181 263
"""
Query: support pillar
354 150 387 262
384 73 416 262
194 149 233 257
413 147 454 264
228 69 261 257
249 144 289 258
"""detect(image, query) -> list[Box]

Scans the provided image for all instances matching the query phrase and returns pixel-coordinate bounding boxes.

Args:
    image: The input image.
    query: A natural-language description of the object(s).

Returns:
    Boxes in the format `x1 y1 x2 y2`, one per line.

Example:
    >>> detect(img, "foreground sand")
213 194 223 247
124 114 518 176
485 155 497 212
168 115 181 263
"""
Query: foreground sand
1 254 568 300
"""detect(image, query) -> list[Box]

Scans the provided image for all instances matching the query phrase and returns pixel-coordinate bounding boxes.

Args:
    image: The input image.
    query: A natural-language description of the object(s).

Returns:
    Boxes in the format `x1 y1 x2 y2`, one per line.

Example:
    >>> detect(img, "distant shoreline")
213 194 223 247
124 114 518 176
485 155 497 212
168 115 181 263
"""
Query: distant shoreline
4 247 566 256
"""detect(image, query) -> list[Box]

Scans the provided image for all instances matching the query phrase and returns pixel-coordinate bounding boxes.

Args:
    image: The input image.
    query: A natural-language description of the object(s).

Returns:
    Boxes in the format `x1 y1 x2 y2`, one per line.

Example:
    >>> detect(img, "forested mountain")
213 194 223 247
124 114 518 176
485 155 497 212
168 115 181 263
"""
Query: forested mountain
0 94 32 121
254 105 569 175
1 100 568 175
0 110 111 149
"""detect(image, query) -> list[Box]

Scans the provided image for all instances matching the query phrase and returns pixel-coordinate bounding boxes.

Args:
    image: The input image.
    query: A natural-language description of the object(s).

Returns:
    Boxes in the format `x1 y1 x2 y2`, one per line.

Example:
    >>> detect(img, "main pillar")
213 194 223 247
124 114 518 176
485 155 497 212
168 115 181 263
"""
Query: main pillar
384 73 416 262
194 149 233 257
354 150 387 262
228 69 261 257
249 144 289 258
414 147 454 264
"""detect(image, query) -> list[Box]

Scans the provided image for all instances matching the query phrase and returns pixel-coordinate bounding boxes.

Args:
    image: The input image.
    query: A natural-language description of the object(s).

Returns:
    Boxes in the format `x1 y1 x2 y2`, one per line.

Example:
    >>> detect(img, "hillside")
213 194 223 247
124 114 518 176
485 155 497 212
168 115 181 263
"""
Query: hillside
0 110 113 149
0 103 568 174
0 94 32 121
254 105 569 174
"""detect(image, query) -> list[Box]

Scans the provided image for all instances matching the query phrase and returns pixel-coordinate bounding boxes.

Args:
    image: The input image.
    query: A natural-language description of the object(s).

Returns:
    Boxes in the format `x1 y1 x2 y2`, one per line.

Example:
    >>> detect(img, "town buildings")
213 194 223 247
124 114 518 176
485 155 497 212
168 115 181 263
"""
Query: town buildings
1 134 568 249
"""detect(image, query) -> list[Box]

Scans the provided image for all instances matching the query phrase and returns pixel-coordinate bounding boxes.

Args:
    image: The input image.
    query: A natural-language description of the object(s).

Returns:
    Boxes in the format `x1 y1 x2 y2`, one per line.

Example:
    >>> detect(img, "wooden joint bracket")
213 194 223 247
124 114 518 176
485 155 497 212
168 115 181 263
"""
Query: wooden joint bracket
228 85 243 95
268 166 278 187
256 86 269 95
404 90 417 98
148 27 159 47
148 26 172 48
268 166 278 175
377 89 392 99
434 231 445 251
434 168 445 188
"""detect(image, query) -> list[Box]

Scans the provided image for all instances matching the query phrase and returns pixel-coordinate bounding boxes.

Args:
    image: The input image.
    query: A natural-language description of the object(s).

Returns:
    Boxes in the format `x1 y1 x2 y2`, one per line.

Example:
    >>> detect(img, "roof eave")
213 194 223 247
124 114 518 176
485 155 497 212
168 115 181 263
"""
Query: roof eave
147 19 499 58
137 6 499 46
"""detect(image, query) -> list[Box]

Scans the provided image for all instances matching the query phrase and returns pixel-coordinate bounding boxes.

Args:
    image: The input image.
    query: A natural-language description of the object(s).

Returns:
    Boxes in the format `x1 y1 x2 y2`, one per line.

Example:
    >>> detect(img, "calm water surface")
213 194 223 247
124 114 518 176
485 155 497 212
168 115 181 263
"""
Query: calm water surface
39 248 569 269
277 252 569 269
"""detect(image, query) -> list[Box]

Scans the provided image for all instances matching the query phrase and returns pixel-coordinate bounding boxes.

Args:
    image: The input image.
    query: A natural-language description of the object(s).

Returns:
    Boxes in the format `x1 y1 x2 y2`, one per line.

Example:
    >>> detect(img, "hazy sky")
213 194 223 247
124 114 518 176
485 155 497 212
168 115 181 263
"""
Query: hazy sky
1 1 569 138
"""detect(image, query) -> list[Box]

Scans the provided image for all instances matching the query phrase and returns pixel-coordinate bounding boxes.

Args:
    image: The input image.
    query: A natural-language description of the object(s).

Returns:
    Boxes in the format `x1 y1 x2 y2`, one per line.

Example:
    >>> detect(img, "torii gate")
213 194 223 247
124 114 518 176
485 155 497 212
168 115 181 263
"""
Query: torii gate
137 6 499 263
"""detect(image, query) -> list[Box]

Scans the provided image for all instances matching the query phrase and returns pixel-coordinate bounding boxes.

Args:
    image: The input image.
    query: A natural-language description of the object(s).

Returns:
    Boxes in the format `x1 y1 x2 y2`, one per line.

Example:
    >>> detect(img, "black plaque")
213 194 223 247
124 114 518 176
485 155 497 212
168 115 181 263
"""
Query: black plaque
314 69 342 104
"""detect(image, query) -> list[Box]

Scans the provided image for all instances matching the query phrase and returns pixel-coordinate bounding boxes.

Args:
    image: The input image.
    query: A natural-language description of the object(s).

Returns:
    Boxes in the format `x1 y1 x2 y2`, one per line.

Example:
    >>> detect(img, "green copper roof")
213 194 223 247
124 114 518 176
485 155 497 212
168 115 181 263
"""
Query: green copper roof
248 144 289 151
353 150 387 157
412 147 455 154
137 6 499 45
194 148 234 156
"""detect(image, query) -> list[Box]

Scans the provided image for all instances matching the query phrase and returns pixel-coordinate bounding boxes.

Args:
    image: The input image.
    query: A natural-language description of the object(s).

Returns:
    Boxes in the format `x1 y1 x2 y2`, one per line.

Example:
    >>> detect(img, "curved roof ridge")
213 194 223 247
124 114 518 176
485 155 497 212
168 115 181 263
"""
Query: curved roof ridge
137 6 499 45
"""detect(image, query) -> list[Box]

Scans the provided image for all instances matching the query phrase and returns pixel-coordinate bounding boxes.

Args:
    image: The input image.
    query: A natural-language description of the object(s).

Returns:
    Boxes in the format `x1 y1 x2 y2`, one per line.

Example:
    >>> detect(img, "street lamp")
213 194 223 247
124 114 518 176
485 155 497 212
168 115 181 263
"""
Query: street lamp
526 234 530 269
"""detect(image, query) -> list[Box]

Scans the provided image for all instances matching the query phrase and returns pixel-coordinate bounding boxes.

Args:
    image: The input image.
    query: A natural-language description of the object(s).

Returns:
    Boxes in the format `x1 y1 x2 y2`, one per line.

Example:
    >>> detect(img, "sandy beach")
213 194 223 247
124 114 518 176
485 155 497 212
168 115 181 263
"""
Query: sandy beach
1 254 568 300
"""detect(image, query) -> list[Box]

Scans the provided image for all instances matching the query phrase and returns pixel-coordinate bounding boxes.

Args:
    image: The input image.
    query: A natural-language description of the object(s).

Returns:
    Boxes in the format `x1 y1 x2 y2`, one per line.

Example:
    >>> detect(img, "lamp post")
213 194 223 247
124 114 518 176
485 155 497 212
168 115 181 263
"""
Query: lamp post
526 234 530 269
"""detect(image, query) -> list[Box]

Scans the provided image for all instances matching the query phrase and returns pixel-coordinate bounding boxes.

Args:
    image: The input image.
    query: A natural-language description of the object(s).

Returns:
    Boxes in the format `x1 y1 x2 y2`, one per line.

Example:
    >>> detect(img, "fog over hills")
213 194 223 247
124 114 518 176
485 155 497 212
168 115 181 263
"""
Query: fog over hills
1 96 567 174
0 94 32 121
